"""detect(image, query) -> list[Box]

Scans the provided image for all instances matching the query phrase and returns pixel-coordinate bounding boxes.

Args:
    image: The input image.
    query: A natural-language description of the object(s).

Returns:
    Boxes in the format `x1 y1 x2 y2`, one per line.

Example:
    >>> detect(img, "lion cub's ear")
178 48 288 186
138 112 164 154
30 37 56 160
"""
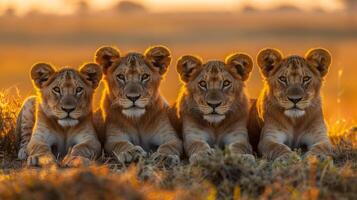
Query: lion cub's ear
257 48 283 77
176 55 202 83
225 53 253 81
145 45 172 75
80 63 103 89
305 48 331 77
95 46 121 74
31 63 56 89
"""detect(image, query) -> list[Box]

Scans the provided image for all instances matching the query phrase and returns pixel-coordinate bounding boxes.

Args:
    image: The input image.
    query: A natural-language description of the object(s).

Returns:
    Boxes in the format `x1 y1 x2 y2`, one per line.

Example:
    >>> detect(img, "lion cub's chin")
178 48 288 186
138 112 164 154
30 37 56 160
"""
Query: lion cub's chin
203 114 226 124
284 109 306 118
57 119 79 127
122 107 146 118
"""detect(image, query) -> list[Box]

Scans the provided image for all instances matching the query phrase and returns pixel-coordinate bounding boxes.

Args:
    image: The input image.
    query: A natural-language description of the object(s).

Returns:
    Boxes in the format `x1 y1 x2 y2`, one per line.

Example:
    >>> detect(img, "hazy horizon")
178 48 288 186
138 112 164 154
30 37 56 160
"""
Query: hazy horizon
0 0 346 16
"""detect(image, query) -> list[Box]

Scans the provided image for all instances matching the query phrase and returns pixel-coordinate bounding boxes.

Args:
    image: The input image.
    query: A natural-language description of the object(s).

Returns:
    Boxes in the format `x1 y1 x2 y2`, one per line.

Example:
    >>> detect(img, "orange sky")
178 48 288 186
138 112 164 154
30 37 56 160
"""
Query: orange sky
0 0 345 16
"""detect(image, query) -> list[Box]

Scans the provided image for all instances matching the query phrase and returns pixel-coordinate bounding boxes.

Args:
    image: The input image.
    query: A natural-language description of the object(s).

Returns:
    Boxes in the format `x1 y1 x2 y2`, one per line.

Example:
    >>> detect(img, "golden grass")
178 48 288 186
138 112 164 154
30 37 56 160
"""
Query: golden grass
0 12 357 121
0 90 21 163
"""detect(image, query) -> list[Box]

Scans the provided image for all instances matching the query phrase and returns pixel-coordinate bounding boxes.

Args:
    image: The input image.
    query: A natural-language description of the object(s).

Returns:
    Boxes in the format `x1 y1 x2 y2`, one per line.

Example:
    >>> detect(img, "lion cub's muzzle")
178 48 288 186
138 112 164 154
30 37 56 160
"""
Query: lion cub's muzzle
126 94 141 104
206 101 222 114
61 106 75 115
284 86 306 118
203 99 226 124
121 85 147 118
57 97 80 127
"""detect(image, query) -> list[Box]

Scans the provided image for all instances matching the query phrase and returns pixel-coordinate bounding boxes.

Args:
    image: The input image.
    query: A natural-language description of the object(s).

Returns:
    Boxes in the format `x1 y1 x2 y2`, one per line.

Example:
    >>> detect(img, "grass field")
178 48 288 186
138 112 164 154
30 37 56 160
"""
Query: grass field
0 10 356 200
0 12 357 121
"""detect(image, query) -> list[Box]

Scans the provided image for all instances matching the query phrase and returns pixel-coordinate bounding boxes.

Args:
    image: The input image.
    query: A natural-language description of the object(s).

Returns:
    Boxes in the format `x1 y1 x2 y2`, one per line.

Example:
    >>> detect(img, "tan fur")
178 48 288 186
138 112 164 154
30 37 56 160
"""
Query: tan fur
95 45 182 165
249 48 333 160
16 96 36 160
176 53 254 163
18 63 102 167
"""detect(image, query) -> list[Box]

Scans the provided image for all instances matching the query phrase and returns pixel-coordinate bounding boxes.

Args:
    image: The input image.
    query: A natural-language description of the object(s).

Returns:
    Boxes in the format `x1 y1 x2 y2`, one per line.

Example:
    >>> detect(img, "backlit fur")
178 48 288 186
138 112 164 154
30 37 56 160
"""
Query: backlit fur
248 48 334 160
16 63 102 167
95 45 182 165
176 53 254 163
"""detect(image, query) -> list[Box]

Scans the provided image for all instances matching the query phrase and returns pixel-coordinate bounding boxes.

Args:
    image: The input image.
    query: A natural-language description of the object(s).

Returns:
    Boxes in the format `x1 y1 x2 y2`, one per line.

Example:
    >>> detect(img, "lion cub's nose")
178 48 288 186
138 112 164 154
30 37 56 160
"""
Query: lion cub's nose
61 107 75 113
126 94 141 103
207 102 222 109
288 97 302 104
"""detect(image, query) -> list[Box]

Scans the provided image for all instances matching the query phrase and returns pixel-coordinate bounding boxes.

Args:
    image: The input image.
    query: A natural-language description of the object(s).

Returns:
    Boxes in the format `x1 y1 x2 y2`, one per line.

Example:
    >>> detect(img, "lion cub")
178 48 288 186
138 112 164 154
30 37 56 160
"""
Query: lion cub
95 45 182 166
249 48 333 161
175 53 254 163
17 63 102 167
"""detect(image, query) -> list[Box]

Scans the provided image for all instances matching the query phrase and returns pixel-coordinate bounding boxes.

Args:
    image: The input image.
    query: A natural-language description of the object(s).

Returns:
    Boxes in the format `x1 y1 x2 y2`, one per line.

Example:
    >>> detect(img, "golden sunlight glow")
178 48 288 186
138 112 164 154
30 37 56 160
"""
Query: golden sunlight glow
245 0 345 11
0 0 345 16
0 0 75 15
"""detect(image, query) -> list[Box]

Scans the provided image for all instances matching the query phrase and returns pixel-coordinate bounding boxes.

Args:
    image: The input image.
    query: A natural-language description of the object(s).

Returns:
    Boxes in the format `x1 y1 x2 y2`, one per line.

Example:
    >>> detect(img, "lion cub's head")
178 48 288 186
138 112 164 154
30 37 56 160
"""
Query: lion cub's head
257 48 332 118
95 45 171 118
177 53 253 124
31 63 102 127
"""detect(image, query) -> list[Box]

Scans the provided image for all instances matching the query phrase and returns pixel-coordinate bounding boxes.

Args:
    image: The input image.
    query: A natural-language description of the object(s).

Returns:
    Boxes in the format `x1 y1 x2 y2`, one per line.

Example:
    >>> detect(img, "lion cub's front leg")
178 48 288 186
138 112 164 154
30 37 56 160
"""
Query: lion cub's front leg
105 128 147 163
186 139 215 165
183 121 214 164
223 129 254 162
303 129 333 161
27 132 57 167
63 132 102 167
147 116 182 166
150 132 182 167
110 142 147 163
258 127 293 160
151 139 182 167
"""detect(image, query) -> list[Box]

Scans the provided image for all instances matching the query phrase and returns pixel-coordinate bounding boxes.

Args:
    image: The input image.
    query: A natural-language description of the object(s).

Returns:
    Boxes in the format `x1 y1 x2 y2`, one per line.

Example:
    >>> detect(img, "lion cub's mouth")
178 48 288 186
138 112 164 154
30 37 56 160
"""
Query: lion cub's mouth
284 107 306 118
203 113 226 124
57 117 79 127
210 110 219 115
122 106 146 118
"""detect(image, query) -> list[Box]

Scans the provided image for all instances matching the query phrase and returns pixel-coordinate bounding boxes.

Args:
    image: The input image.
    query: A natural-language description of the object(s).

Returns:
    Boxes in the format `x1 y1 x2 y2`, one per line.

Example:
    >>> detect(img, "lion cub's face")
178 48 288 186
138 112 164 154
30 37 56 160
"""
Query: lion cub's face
31 63 102 127
257 48 332 118
95 45 171 118
177 53 253 124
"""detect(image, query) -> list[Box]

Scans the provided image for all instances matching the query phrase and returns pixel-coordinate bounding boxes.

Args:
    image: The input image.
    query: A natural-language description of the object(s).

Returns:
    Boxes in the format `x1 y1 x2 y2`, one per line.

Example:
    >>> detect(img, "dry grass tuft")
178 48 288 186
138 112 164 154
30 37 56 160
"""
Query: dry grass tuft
0 90 22 167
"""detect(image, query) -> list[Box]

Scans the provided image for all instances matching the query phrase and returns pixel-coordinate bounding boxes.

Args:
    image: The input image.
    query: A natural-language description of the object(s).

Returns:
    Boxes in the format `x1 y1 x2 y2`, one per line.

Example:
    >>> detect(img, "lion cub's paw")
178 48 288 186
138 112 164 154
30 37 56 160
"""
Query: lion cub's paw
189 148 215 165
151 152 180 167
27 154 57 167
63 155 91 168
115 145 147 163
18 147 28 160
273 152 301 167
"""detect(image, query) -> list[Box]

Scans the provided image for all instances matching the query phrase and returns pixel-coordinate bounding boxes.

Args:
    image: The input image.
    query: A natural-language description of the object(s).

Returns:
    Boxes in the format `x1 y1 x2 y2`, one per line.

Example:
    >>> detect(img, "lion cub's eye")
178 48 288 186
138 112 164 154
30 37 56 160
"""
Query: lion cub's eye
198 80 207 89
117 74 125 82
223 80 231 88
278 76 287 84
53 87 61 94
141 73 150 82
76 87 83 94
303 76 311 83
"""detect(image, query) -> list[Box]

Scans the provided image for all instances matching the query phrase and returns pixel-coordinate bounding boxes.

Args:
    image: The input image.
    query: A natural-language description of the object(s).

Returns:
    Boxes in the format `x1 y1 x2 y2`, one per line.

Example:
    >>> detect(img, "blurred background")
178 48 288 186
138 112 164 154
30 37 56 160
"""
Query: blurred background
0 0 356 123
